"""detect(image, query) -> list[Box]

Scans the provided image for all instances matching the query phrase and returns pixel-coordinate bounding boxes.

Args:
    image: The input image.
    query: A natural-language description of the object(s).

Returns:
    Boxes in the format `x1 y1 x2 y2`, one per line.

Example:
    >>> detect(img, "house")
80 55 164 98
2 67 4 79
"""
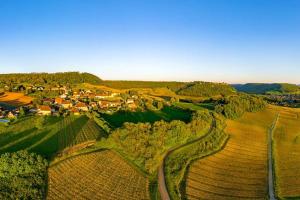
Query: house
98 100 110 109
43 98 53 105
55 97 63 104
75 102 88 112
89 102 98 108
70 108 80 115
127 102 137 110
111 92 120 97
60 94 67 99
36 86 45 91
7 111 16 119
126 99 137 110
109 100 122 108
61 100 72 109
38 105 51 115
126 99 135 104
95 92 111 99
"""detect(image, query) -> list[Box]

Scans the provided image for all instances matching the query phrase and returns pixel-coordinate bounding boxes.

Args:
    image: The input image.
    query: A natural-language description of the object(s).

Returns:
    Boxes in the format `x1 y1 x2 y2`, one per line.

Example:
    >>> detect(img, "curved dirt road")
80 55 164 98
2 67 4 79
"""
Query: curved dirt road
158 119 216 200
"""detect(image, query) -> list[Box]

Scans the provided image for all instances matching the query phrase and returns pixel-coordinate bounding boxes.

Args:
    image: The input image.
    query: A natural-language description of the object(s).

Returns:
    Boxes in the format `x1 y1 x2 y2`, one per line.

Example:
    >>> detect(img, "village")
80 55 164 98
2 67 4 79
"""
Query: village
0 88 142 122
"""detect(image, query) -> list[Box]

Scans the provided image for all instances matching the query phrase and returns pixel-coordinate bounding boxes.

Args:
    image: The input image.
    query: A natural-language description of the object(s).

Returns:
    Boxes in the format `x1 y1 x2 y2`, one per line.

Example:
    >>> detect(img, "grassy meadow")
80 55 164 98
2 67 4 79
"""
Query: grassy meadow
273 106 300 199
101 106 192 128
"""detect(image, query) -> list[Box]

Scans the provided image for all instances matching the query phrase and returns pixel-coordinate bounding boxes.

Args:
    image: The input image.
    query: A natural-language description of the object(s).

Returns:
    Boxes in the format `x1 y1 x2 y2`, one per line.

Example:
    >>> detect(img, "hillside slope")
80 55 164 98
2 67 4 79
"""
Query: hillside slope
233 83 300 94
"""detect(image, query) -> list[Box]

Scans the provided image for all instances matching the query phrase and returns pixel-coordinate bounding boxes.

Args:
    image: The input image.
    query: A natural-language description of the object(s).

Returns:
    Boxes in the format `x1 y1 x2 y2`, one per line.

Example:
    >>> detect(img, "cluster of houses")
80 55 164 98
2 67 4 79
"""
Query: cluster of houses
37 90 139 116
266 94 300 107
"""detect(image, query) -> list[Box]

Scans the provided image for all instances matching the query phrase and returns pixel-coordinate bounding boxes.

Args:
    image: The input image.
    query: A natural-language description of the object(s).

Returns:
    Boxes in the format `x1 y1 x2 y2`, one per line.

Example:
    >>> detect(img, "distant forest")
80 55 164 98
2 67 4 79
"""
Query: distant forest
233 83 300 94
177 82 236 97
103 81 236 97
0 72 102 86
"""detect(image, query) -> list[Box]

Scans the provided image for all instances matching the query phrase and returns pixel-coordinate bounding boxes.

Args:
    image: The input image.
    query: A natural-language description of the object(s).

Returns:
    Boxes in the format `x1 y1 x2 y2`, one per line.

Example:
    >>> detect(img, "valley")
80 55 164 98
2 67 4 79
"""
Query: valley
0 73 300 200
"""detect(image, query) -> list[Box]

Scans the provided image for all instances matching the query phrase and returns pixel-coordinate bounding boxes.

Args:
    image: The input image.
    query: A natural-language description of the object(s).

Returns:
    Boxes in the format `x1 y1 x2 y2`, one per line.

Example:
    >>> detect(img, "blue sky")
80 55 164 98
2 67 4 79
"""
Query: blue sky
0 0 299 83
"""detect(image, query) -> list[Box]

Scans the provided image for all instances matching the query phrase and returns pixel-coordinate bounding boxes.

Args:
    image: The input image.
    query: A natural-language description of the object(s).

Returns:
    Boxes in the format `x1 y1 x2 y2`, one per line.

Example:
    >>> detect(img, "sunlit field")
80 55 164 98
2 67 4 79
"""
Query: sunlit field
185 106 278 199
47 150 150 200
0 92 33 106
274 106 300 198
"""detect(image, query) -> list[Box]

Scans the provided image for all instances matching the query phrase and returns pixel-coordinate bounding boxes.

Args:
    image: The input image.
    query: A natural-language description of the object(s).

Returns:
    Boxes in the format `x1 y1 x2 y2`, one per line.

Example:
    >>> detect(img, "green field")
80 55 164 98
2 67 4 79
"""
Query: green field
0 115 105 159
173 102 215 111
101 106 192 128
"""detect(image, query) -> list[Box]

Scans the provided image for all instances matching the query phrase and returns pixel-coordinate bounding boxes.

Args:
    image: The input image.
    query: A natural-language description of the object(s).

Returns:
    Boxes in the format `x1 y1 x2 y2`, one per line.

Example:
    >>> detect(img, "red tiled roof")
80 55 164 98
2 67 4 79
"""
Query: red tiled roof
39 105 51 111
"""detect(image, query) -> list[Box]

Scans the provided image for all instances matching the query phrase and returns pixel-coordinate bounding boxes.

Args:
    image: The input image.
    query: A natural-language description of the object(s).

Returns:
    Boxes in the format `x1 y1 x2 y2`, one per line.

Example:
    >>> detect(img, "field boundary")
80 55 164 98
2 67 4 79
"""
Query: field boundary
269 113 279 200
158 118 217 200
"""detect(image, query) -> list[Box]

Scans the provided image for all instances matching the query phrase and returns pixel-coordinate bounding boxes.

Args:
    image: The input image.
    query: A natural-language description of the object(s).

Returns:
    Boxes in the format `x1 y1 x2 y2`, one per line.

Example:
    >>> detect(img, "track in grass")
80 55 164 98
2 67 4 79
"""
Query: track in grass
185 106 278 200
274 107 300 198
47 150 150 200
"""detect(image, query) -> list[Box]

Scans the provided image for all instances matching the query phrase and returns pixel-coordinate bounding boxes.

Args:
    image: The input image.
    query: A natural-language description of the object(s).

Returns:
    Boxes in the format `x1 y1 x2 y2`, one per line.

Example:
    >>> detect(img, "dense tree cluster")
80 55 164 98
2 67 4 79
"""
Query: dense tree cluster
108 110 213 173
233 83 300 94
0 151 48 200
0 72 101 87
177 82 236 97
215 94 266 119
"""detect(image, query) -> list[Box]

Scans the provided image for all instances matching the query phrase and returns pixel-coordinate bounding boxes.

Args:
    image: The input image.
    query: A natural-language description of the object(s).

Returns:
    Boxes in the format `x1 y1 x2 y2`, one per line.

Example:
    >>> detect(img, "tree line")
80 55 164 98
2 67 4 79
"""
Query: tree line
0 72 102 87
177 81 236 97
215 94 266 119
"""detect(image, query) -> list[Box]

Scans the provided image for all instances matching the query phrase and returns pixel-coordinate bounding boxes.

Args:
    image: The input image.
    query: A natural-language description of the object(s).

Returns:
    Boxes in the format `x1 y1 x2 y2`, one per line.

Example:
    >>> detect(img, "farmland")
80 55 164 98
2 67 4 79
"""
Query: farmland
0 115 104 158
47 150 150 200
0 92 33 106
185 106 278 200
273 107 300 198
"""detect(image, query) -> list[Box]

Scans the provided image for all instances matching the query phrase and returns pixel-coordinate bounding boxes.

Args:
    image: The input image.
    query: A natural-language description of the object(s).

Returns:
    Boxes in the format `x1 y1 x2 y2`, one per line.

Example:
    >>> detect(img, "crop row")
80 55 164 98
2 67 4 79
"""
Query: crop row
185 109 273 200
47 150 150 200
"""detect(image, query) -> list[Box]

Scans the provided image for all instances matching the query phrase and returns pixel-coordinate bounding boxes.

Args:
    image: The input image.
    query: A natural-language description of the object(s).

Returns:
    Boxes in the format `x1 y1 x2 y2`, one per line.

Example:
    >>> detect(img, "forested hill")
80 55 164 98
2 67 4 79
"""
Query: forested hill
0 72 102 85
102 80 236 97
177 82 236 97
233 83 300 94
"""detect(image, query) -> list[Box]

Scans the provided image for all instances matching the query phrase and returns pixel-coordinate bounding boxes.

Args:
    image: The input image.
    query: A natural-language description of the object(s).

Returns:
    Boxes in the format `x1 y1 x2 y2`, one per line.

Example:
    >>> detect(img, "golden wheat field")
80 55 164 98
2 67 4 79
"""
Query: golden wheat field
274 106 300 198
47 150 150 200
0 92 33 106
185 106 278 200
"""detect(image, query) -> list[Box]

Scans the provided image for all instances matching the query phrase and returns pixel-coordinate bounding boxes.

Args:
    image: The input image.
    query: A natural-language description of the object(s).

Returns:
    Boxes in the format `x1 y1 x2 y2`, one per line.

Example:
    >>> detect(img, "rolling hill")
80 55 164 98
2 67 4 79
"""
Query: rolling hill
232 83 300 94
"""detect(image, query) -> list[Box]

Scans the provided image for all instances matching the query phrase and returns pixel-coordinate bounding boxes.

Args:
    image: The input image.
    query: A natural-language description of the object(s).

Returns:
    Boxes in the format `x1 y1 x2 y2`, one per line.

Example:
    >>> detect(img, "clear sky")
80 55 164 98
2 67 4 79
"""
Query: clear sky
0 0 299 83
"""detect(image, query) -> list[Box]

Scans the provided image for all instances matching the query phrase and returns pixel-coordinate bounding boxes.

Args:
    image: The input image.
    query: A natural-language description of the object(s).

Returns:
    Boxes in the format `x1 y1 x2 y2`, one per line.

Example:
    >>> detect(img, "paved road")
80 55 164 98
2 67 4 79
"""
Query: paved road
268 114 279 200
158 119 216 200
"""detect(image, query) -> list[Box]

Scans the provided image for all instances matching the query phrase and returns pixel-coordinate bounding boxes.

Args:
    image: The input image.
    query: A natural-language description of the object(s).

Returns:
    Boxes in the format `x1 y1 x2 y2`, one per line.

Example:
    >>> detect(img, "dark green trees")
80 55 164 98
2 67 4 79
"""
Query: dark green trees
215 94 266 119
0 151 48 199
108 110 213 173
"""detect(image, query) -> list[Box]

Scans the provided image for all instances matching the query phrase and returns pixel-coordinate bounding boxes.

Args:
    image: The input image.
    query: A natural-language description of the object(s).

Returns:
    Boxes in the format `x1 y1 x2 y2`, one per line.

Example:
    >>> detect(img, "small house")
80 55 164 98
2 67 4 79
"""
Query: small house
55 97 63 104
98 100 110 109
70 108 80 115
75 102 88 112
61 100 72 109
38 105 52 115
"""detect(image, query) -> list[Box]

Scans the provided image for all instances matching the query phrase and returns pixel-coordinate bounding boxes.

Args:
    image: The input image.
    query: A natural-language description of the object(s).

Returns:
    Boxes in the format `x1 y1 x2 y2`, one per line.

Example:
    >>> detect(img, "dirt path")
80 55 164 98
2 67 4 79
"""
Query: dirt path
158 119 216 200
268 114 279 200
